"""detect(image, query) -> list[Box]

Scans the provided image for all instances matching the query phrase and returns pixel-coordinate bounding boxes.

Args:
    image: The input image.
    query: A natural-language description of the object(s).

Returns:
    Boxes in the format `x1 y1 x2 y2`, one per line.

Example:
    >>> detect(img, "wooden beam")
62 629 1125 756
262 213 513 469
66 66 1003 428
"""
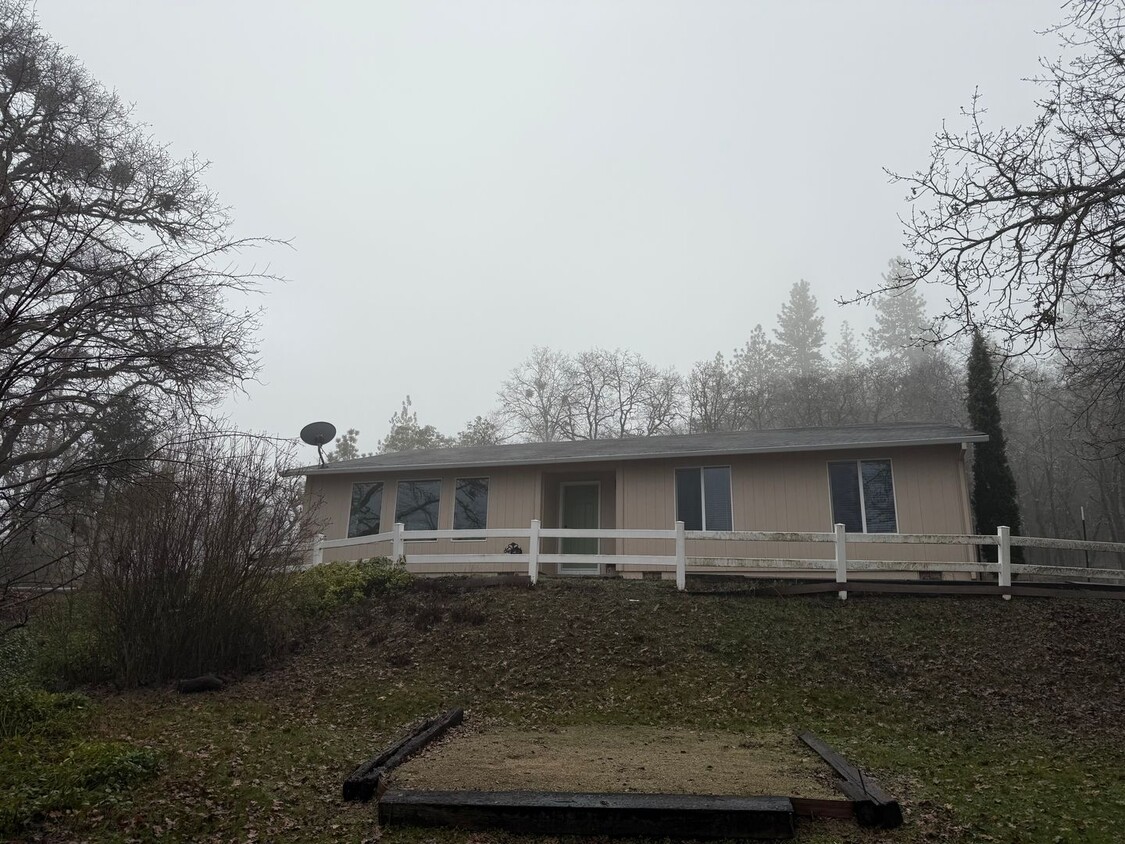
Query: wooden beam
789 797 855 820
798 733 903 829
379 789 796 840
343 708 464 802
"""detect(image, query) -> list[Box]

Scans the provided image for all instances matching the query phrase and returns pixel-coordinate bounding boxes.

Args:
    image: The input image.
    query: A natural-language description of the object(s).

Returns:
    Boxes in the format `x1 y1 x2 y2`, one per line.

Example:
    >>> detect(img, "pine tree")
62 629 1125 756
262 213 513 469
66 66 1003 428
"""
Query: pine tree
774 280 826 377
967 330 1023 562
833 321 864 372
732 325 778 429
378 395 454 453
866 259 929 365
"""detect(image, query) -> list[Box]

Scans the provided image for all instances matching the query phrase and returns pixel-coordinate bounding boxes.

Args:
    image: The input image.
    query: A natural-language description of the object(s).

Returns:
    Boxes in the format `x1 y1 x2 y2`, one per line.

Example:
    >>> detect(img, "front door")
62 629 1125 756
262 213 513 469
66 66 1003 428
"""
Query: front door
559 482 599 575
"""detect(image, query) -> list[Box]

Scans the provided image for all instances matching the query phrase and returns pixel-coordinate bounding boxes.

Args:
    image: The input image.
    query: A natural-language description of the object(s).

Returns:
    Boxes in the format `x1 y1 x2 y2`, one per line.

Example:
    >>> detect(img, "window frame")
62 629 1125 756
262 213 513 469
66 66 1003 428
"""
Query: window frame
673 465 734 531
347 481 385 539
826 458 899 534
451 476 489 541
394 478 443 540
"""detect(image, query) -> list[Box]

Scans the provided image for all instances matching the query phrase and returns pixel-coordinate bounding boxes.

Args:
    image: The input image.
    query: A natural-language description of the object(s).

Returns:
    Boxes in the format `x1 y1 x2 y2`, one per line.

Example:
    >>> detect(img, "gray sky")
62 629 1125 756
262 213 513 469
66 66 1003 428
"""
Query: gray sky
36 0 1063 447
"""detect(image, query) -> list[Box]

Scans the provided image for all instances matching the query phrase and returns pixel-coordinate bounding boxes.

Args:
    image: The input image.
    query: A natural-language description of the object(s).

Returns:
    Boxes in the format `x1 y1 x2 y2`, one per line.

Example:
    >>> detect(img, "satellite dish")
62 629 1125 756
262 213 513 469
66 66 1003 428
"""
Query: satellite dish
300 421 337 467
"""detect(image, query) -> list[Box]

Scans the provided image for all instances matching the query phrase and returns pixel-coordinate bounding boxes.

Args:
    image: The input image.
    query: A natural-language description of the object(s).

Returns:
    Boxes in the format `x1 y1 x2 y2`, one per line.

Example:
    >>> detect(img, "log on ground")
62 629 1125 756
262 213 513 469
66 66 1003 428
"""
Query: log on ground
343 707 464 802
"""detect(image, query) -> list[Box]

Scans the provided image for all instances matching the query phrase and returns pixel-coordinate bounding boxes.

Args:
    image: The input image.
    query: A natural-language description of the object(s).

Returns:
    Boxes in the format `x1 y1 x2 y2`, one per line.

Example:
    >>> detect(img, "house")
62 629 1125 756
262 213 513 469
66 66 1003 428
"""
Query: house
292 422 989 578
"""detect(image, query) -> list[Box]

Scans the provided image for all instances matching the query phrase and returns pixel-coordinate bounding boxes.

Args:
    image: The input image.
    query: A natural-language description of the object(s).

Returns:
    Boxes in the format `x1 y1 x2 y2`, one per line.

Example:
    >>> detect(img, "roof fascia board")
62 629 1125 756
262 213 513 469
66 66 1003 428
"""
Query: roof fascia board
288 434 990 477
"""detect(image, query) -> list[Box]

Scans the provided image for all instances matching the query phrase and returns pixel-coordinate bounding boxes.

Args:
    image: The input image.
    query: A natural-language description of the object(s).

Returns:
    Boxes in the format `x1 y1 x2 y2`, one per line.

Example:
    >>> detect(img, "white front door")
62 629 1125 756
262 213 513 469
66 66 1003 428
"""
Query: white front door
559 482 600 575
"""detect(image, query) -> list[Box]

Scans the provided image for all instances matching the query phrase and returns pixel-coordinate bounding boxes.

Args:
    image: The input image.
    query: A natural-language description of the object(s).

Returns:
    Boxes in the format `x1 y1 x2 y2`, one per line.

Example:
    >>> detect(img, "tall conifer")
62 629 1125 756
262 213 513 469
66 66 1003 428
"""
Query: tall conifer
967 330 1023 561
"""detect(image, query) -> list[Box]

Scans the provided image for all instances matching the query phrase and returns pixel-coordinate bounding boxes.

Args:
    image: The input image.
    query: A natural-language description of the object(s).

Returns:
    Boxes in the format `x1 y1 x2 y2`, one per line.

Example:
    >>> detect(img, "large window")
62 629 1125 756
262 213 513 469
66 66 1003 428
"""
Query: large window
828 459 897 533
395 479 441 532
348 482 383 538
453 477 489 532
675 467 733 531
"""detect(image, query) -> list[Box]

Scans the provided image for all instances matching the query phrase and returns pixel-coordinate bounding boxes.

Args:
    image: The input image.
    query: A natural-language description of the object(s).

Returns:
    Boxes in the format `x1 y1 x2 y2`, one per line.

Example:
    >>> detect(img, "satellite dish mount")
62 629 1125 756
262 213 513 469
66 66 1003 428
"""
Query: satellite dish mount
300 421 337 468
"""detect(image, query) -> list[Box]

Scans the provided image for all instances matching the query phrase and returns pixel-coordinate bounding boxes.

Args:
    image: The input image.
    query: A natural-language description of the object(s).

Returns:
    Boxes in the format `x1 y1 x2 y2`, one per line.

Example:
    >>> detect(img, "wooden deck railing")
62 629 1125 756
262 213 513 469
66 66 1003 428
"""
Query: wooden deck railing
309 521 1125 598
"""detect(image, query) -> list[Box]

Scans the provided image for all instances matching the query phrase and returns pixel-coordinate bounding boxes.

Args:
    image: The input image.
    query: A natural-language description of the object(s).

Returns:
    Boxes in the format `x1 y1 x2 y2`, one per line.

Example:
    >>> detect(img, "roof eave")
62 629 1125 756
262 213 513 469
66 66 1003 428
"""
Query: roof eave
285 434 991 478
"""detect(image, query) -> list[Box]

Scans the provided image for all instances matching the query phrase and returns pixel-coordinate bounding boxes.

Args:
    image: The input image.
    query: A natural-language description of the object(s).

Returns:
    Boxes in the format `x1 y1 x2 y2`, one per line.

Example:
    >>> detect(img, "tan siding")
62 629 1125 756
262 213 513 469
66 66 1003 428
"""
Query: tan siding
306 443 975 567
314 466 538 563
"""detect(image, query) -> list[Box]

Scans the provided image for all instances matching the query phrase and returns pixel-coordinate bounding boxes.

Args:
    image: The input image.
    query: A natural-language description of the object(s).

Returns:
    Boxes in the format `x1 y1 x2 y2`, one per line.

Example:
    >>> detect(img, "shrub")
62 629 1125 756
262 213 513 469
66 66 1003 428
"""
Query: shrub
87 437 322 686
0 687 159 835
290 557 410 618
28 592 115 687
0 686 88 741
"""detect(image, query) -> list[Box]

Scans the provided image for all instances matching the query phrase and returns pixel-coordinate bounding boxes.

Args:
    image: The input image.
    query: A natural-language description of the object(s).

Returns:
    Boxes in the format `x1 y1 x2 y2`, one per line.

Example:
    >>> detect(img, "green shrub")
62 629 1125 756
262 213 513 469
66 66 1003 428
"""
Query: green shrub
291 556 411 618
0 687 160 834
0 686 88 740
28 593 115 687
0 627 36 685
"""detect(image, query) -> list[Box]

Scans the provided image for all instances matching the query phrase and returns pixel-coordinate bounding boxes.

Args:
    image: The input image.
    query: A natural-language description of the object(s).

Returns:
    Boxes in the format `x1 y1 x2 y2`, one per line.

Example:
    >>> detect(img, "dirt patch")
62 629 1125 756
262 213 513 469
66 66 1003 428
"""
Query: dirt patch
391 724 838 798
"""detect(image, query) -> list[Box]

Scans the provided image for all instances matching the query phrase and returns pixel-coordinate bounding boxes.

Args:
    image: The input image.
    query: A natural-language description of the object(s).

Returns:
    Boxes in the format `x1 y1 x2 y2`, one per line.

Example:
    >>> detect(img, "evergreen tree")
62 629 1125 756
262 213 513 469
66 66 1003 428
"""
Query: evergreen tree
378 395 454 453
967 330 1023 561
833 321 864 372
732 325 778 429
773 280 826 377
324 428 370 462
866 259 929 365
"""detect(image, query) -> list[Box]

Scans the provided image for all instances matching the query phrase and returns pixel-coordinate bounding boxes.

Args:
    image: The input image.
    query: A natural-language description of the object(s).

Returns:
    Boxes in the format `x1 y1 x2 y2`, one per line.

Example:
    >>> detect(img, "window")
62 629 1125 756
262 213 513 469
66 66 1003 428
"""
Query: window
828 459 897 533
675 467 733 531
348 482 383 538
394 479 441 532
453 478 489 532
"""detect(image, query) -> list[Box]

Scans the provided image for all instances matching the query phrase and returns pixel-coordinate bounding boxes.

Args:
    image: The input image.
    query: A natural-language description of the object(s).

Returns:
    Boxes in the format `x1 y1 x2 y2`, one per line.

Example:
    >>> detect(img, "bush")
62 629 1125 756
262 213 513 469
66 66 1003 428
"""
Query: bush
0 687 159 835
87 437 322 686
27 593 115 688
290 557 410 618
0 686 88 741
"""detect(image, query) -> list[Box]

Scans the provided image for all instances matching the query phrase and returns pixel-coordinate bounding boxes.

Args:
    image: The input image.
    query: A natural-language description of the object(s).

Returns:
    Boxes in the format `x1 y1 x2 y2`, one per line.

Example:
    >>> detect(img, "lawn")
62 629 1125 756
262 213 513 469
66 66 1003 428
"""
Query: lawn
12 578 1125 843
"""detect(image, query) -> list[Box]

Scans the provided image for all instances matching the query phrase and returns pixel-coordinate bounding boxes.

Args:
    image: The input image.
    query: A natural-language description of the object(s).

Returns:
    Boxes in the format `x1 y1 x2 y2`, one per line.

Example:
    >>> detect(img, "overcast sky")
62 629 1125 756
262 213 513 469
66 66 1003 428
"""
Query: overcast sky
35 0 1063 449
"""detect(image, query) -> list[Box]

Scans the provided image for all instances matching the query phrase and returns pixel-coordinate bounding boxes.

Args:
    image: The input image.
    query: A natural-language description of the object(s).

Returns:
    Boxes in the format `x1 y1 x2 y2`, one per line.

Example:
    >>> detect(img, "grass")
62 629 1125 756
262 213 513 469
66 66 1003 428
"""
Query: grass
10 577 1125 842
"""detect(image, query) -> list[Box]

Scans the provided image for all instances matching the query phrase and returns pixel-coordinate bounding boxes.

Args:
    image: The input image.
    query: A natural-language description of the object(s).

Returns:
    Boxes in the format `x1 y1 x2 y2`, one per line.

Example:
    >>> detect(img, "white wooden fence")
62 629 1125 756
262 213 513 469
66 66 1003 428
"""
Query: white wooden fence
308 521 1125 599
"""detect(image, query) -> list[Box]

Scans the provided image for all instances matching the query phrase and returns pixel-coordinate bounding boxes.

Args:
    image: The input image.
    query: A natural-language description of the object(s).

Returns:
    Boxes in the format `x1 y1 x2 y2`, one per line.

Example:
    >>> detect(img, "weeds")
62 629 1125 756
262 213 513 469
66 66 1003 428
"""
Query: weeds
0 686 159 835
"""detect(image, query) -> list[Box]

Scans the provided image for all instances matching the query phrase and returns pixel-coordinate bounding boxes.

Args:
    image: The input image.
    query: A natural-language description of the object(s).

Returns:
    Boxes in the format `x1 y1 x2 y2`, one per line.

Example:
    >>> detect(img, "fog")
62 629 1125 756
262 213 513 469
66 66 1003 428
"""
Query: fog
35 0 1062 440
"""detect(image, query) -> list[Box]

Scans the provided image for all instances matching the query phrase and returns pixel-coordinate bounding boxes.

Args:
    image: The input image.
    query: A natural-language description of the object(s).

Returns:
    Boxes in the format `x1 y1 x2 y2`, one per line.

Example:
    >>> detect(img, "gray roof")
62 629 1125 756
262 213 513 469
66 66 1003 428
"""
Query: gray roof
288 423 987 476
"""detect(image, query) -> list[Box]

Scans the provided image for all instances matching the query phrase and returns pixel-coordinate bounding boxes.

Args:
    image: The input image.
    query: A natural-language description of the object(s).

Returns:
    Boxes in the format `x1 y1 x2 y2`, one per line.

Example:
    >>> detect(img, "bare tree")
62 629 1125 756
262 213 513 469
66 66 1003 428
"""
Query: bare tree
688 353 743 433
858 0 1125 431
497 346 575 442
564 349 684 439
0 2 269 615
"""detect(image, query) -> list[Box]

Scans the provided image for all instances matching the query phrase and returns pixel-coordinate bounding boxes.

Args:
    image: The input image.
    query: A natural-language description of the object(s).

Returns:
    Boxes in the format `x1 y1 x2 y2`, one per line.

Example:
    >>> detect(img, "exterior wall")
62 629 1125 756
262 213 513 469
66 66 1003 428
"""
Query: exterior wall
619 444 973 563
304 442 975 569
306 466 540 565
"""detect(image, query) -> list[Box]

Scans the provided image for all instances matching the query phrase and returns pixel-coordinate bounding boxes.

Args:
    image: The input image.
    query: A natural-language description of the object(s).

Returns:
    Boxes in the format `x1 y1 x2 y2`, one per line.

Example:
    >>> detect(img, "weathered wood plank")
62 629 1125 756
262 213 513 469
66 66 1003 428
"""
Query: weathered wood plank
1011 563 1125 581
687 530 836 543
378 789 796 840
789 797 855 820
798 733 902 829
343 708 464 802
1010 535 1125 554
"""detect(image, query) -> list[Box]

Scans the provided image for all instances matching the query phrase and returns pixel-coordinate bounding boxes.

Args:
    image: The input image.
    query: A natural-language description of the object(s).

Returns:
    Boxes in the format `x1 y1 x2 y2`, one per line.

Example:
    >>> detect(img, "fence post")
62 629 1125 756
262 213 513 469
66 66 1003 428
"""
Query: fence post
998 525 1011 600
392 522 404 561
675 520 686 591
311 533 324 567
834 523 847 601
529 519 541 585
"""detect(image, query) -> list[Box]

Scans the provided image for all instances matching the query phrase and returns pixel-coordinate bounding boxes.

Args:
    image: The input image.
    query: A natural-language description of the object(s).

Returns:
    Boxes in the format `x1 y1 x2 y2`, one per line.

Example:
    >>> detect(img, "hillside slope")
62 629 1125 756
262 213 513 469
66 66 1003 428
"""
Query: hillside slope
34 579 1125 843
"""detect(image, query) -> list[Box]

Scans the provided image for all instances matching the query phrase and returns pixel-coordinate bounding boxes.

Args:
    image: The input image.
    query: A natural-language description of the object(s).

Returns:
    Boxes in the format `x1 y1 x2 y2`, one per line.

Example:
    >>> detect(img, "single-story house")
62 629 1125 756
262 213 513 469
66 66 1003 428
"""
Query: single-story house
292 422 989 578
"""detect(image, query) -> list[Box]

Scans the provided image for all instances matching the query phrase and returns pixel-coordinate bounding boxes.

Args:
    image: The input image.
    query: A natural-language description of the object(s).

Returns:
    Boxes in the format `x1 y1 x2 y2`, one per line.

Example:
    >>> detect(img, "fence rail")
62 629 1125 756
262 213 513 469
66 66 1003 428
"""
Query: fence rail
311 521 1125 598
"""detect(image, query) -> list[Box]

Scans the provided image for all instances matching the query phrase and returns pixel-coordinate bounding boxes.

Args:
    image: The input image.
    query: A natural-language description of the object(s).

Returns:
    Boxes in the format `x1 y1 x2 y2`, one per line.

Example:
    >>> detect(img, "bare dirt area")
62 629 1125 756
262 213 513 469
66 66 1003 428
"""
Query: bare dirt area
391 723 839 798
